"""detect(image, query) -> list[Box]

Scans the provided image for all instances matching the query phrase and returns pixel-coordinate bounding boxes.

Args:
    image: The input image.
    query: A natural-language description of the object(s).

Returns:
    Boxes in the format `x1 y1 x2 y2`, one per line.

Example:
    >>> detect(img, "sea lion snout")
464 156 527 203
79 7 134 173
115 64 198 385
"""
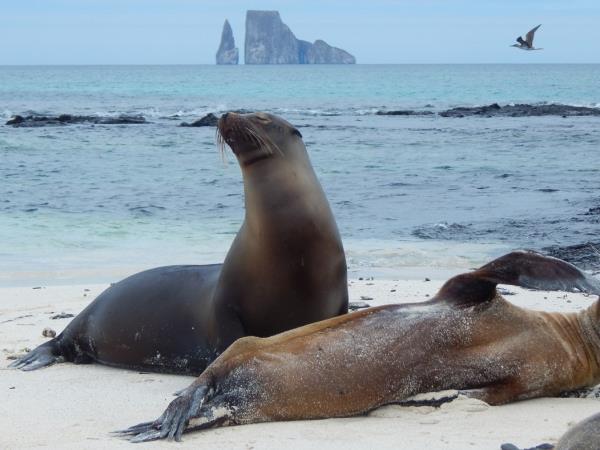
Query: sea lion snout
217 112 281 165
218 111 239 125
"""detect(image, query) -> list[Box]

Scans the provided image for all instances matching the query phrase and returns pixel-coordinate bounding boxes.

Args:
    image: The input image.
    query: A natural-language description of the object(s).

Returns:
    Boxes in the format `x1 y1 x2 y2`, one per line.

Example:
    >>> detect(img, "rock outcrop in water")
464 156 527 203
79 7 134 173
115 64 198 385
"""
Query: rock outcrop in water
543 241 600 271
179 113 219 127
5 114 147 127
375 103 600 118
244 10 355 64
215 20 239 65
439 103 600 118
376 110 434 116
302 39 356 64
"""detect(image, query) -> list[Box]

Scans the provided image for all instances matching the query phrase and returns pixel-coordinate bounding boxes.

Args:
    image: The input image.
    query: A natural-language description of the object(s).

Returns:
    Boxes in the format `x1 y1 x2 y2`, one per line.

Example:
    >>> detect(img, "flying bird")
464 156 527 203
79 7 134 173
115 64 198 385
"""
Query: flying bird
511 24 542 50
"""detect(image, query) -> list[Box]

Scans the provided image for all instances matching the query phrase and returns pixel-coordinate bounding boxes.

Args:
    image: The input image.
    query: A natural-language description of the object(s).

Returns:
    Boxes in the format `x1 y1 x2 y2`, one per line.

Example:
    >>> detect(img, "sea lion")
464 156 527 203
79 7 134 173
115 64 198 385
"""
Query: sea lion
10 112 348 375
555 412 600 450
506 411 600 450
117 251 600 442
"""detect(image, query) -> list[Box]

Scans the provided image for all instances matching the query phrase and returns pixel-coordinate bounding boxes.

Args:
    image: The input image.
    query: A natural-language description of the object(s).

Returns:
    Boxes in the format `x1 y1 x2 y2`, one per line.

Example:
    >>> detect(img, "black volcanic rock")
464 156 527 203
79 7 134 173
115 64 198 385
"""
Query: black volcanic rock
244 10 355 64
440 103 600 118
179 113 219 127
543 241 600 271
216 19 239 65
98 116 146 125
376 110 434 116
6 115 24 125
5 114 147 127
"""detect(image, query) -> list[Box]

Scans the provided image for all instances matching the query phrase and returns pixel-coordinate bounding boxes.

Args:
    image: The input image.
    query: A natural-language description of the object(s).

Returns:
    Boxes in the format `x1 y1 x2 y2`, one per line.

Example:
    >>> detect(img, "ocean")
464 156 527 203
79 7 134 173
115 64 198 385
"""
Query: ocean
1 64 599 286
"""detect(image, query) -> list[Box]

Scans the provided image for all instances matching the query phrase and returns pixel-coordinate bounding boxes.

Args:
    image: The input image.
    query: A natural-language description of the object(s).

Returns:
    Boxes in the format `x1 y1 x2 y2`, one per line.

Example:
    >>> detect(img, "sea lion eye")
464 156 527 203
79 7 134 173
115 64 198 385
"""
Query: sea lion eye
292 128 302 138
255 113 270 123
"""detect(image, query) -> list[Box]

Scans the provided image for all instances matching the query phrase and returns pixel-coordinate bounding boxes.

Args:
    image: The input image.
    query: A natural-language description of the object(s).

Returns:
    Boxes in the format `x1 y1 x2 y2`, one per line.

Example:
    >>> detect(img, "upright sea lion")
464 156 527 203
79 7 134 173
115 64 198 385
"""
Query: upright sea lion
117 251 600 442
10 112 348 374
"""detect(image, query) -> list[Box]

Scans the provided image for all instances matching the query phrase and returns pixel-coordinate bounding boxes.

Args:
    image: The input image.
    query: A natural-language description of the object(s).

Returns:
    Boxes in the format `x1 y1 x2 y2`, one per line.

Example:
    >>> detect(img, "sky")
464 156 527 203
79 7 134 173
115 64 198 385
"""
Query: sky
1 0 599 65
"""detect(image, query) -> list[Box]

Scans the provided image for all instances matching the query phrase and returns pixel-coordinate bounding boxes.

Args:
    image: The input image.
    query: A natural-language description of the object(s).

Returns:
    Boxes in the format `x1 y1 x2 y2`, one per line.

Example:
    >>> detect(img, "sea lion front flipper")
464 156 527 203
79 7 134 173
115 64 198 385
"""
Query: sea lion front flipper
434 251 600 307
115 383 229 442
9 340 63 371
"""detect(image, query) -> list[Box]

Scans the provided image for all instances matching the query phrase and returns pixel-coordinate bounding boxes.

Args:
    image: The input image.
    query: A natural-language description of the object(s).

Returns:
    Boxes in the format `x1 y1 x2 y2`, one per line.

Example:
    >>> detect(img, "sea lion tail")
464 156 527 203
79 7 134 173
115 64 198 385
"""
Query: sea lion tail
434 250 600 307
115 382 230 442
9 339 63 371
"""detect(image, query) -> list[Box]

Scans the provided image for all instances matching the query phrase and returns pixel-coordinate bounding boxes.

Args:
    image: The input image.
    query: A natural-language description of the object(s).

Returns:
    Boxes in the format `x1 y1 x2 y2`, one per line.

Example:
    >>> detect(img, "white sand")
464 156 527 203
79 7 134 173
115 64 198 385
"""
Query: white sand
1 280 599 449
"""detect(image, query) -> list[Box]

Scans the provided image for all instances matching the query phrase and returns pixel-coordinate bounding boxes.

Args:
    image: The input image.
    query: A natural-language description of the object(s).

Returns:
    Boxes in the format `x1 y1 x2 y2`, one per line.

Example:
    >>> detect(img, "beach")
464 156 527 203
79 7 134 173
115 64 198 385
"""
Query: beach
1 0 600 444
2 277 599 449
1 64 599 449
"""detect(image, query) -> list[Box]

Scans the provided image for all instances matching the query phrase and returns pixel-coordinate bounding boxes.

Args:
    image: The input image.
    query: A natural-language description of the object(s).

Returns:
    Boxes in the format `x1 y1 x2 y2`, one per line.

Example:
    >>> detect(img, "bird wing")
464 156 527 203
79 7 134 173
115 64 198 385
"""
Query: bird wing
525 24 541 46
516 36 527 47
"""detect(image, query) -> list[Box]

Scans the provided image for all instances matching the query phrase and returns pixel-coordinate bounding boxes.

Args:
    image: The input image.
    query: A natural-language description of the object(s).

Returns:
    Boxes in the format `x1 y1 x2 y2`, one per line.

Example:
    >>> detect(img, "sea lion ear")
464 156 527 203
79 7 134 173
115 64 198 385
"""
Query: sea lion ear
291 128 302 138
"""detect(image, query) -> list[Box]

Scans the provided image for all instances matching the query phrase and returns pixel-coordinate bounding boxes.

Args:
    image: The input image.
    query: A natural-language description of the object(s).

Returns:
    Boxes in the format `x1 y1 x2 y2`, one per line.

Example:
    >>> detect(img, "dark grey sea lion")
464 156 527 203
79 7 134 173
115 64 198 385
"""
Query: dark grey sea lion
555 412 600 450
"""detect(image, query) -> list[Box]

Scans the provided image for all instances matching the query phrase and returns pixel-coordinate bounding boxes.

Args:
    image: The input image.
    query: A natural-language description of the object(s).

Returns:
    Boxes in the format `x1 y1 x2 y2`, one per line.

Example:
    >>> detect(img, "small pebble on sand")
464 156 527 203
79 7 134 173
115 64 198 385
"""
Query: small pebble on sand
42 327 56 338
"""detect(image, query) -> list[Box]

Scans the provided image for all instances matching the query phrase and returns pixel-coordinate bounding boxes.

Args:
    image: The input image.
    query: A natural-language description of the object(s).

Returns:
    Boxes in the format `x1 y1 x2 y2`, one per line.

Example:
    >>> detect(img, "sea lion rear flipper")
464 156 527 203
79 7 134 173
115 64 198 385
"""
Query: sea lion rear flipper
8 339 63 371
434 251 600 307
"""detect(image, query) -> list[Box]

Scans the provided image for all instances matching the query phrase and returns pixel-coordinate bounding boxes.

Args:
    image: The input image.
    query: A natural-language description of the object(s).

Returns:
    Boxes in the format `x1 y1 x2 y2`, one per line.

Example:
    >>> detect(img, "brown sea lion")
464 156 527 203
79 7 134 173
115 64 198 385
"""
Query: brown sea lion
117 251 600 441
10 112 348 375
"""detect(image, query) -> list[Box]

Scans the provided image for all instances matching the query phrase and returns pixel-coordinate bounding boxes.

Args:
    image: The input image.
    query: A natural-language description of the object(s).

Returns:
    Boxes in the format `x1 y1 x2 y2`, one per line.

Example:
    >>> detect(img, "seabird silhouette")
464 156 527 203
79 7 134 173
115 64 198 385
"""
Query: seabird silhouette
511 24 542 50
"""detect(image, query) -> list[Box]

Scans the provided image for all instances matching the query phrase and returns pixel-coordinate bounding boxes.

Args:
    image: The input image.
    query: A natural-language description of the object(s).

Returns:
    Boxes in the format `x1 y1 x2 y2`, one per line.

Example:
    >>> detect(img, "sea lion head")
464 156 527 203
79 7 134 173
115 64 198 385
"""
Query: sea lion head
217 112 304 166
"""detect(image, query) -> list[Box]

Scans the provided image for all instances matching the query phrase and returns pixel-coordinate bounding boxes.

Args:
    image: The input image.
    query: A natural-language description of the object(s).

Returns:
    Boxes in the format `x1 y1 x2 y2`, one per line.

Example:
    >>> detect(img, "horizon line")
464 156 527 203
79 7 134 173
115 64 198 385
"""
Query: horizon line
1 62 600 67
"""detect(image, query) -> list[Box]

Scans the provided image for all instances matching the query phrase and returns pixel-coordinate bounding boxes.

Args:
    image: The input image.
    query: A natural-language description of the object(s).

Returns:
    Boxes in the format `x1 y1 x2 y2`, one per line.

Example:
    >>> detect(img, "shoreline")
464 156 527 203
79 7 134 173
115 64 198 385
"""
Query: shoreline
2 278 599 449
0 238 511 289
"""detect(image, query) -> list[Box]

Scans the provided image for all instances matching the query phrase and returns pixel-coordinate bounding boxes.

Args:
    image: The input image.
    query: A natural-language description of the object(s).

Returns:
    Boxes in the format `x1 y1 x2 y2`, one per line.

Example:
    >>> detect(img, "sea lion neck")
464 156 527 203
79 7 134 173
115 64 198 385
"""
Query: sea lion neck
241 157 328 234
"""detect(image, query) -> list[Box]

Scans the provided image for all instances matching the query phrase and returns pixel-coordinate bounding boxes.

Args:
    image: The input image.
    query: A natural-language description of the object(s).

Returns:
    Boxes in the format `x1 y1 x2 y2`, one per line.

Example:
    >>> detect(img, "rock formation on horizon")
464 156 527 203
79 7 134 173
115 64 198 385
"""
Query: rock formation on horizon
244 11 355 64
216 19 239 65
303 39 355 64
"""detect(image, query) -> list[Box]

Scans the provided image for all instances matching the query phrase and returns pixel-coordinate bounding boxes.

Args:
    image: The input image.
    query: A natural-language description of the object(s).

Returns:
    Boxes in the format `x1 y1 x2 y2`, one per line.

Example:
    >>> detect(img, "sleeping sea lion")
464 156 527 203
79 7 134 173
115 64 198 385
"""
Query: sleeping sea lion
117 251 600 441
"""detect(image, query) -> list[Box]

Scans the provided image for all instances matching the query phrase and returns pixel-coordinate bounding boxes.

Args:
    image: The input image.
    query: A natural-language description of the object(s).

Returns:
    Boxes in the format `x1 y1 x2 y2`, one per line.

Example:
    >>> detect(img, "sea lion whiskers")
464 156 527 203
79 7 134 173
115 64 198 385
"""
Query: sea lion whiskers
243 126 270 155
215 128 228 164
259 125 285 157
245 125 280 156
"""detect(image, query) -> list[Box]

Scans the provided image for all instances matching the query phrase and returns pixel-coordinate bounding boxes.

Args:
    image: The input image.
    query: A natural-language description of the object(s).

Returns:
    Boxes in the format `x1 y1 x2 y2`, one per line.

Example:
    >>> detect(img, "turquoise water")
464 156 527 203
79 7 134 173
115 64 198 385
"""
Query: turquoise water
1 65 599 285
1 65 599 111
